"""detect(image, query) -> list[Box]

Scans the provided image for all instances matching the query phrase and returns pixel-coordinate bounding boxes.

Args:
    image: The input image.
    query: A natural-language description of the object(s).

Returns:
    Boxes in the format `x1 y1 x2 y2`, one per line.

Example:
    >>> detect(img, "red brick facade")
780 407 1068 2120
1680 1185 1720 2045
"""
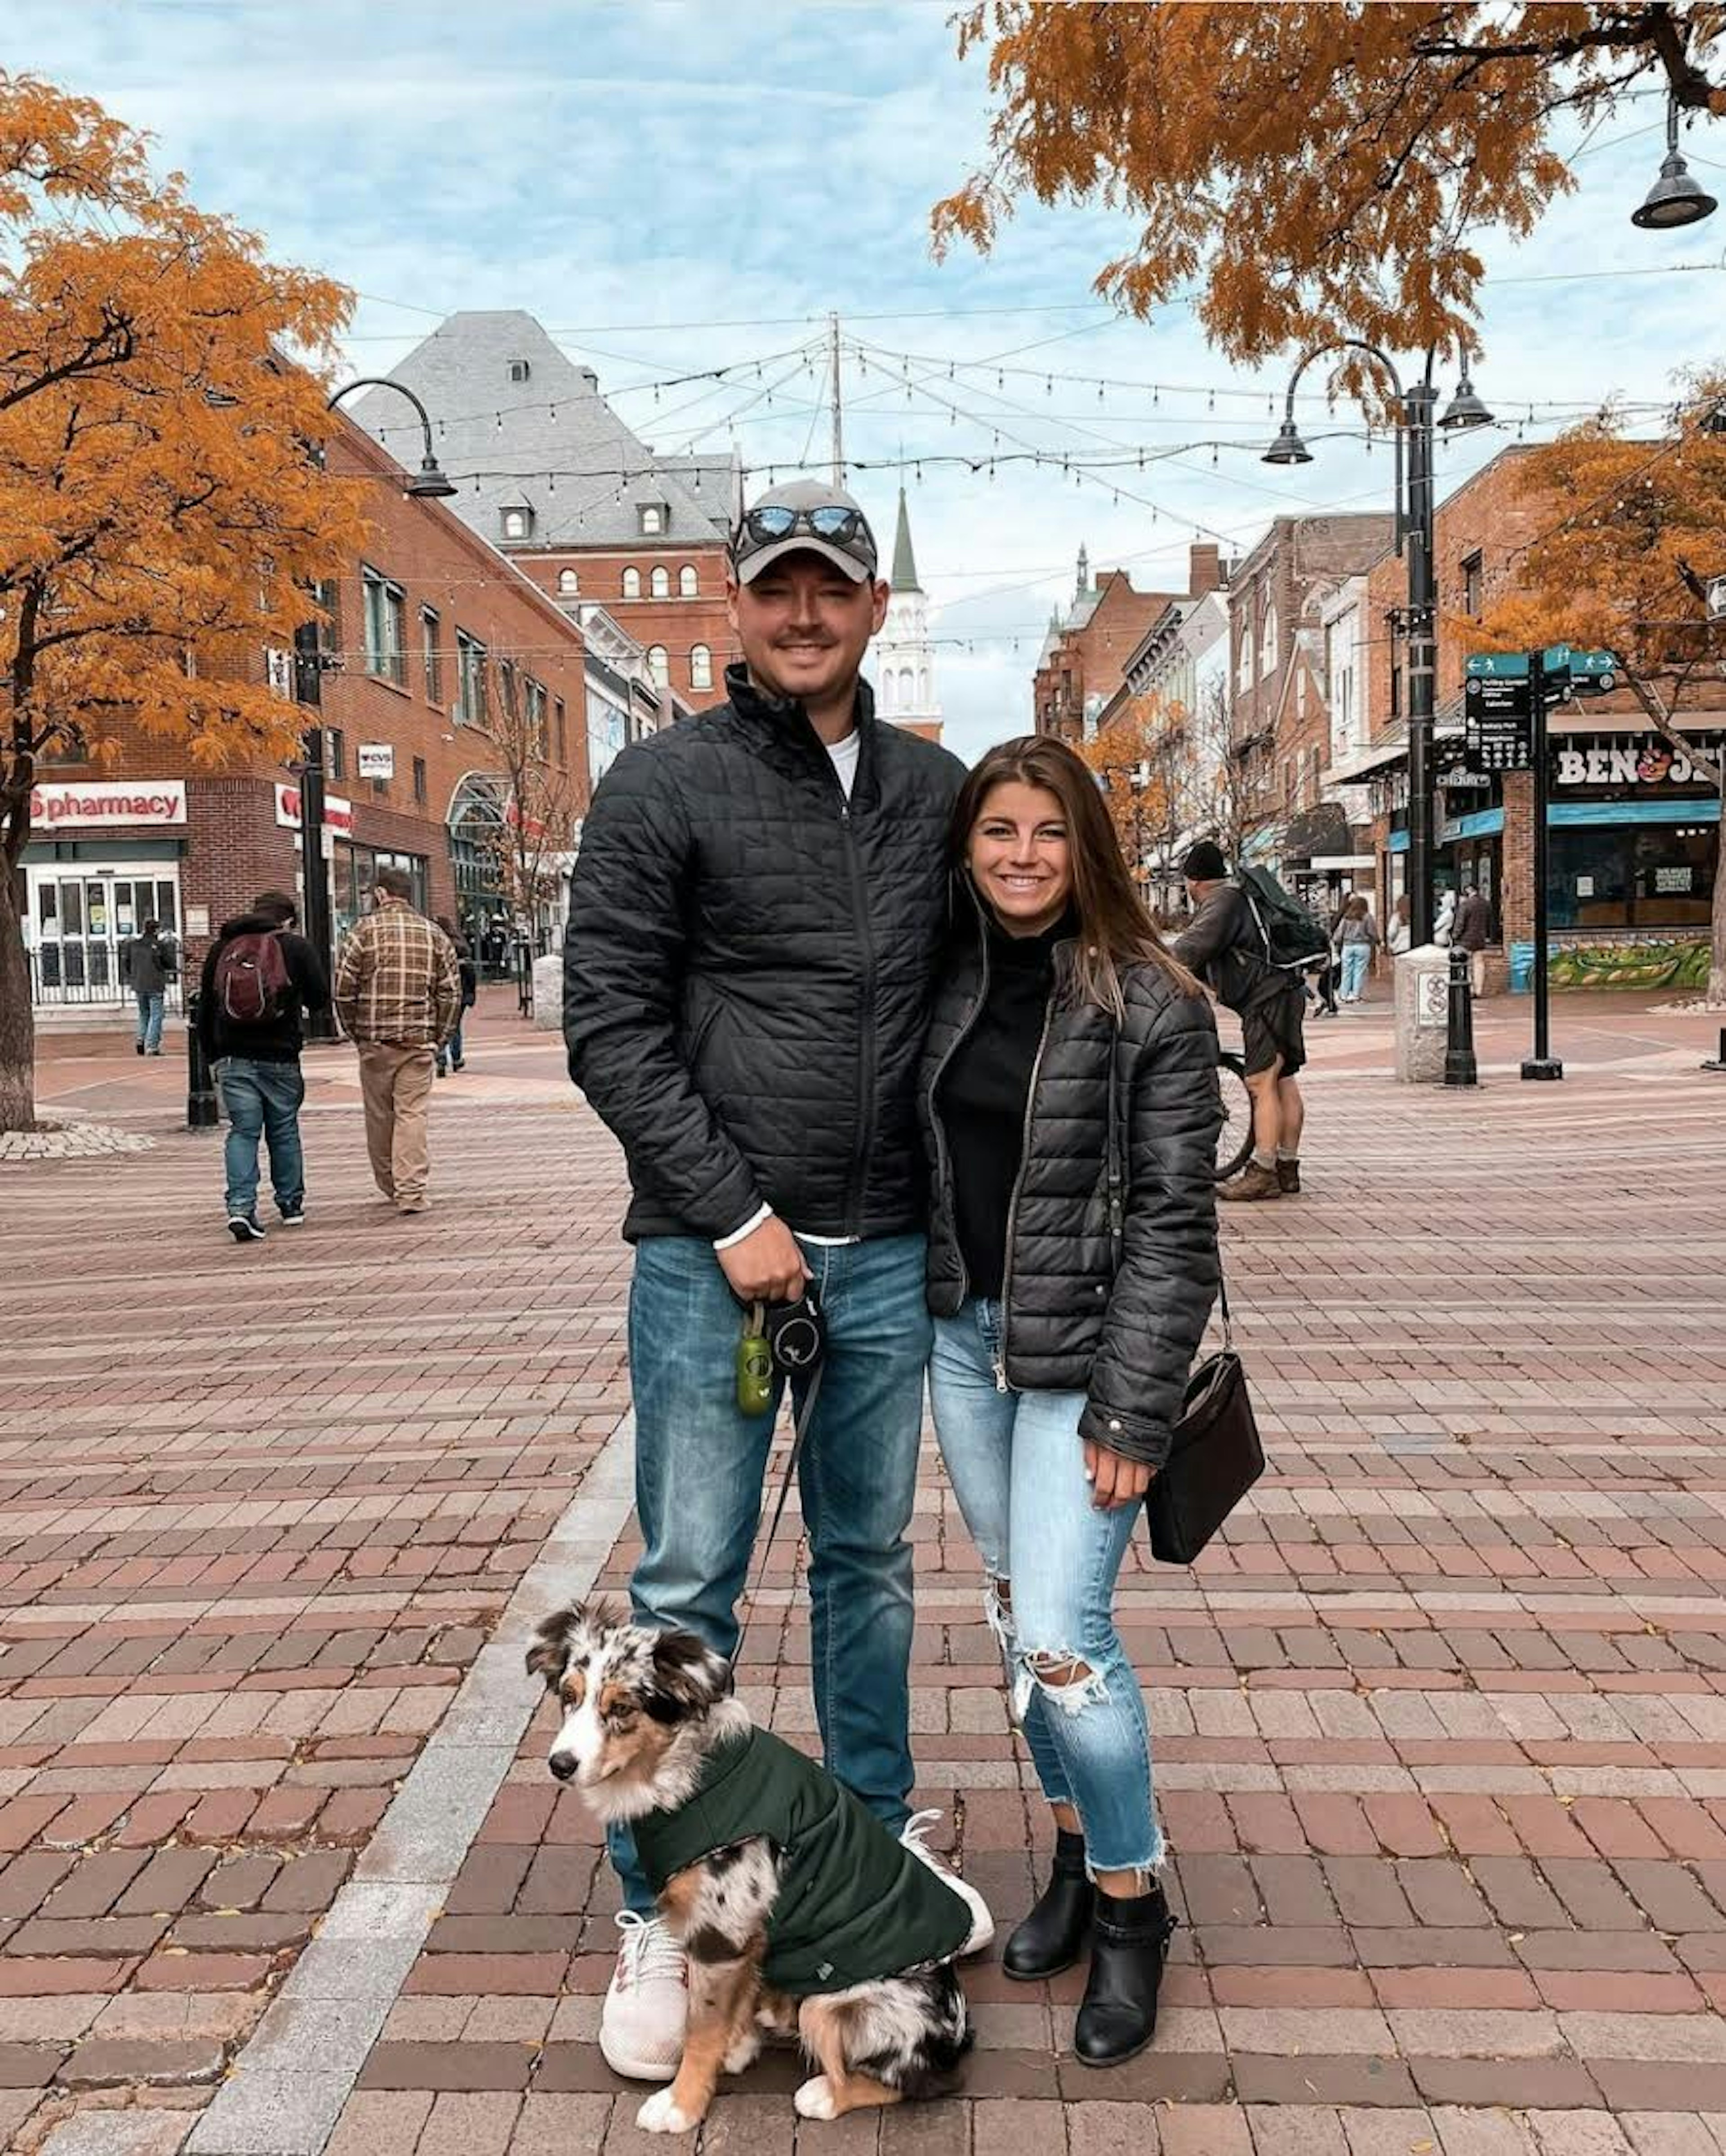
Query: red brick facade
21 417 592 998
1035 572 1187 739
512 542 738 707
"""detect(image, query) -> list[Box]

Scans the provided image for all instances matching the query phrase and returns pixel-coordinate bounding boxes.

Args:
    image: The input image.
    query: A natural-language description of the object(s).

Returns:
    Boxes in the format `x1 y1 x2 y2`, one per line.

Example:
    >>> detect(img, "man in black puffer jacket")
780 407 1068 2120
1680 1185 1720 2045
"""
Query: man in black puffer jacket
564 479 987 2084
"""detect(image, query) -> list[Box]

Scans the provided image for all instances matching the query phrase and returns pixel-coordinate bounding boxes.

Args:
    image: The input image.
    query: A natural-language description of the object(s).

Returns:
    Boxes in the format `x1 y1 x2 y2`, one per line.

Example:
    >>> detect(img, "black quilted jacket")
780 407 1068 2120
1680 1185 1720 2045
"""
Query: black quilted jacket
922 924 1223 1466
565 665 965 1242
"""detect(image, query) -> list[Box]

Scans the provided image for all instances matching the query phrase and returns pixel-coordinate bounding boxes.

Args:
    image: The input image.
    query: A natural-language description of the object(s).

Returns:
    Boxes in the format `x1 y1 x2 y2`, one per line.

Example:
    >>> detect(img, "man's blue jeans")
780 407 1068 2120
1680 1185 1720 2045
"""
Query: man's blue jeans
218 1058 306 1218
609 1231 931 1915
134 991 165 1053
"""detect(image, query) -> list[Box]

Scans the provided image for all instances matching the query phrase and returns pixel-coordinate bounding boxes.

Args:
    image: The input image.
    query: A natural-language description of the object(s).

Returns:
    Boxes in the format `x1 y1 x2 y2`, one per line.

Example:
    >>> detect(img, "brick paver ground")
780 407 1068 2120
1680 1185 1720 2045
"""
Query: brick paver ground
8 986 1726 2154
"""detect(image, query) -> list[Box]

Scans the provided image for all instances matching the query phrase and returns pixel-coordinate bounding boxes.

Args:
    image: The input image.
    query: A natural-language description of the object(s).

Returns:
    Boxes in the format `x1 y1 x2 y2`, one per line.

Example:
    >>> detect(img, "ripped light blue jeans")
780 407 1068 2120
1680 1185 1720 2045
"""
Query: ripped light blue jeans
929 1297 1162 1877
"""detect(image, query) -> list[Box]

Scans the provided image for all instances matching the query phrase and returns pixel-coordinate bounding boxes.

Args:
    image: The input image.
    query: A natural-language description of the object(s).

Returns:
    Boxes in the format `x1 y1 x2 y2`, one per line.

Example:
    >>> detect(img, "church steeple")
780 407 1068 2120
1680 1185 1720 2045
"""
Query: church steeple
890 487 922 593
1075 543 1090 600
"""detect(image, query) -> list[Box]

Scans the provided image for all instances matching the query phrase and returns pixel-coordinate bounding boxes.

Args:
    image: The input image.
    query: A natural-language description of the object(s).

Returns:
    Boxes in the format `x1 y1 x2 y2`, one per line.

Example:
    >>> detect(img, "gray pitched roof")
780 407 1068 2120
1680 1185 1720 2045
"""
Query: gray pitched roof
347 311 736 552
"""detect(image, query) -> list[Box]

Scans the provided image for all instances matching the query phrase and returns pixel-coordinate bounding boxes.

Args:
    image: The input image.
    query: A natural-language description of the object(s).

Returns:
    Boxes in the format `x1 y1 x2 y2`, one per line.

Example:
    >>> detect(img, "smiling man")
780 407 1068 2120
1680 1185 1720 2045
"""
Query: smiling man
563 477 988 2081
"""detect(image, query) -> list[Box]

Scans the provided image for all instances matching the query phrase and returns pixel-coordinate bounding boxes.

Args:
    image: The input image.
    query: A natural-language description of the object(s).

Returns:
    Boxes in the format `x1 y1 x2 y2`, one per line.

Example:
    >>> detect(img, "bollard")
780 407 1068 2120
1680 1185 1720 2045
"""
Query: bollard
1443 943 1479 1089
185 993 219 1129
1704 1026 1726 1076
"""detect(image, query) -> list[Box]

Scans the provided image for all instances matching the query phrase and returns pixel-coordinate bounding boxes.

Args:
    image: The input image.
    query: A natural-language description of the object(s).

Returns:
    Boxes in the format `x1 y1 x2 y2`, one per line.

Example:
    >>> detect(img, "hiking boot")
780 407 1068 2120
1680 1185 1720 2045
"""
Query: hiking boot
1073 1879 1178 2068
1276 1158 1301 1195
600 1912 687 2082
227 1214 266 1243
901 1809 995 1956
1004 1828 1092 1981
1217 1162 1281 1203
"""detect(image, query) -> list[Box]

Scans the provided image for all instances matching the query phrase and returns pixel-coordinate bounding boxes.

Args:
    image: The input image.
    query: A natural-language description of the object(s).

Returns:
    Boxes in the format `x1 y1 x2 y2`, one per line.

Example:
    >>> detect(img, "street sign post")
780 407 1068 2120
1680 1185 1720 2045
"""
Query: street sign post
1521 646 1563 1082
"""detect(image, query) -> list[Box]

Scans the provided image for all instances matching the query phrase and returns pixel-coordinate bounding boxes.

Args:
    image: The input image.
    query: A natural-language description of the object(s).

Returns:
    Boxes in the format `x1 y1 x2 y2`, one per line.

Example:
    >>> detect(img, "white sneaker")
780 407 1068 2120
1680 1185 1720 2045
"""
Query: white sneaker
901 1808 995 1956
600 1911 687 2081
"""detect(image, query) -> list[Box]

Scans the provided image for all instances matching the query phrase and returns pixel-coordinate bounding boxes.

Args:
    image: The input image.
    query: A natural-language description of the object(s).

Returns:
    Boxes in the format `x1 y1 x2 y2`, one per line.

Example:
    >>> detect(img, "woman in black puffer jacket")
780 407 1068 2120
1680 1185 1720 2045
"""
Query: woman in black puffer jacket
921 735 1221 2068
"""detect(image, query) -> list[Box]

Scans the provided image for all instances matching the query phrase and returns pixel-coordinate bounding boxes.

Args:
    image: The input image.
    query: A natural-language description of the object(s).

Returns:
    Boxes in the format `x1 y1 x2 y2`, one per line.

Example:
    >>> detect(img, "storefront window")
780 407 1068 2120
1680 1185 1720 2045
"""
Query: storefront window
333 843 427 943
1549 822 1715 931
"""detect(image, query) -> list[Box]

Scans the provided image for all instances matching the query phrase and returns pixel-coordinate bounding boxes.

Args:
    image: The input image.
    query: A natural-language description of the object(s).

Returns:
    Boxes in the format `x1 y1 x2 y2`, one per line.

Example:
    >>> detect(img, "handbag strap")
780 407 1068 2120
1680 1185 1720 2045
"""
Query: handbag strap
1107 1016 1233 1356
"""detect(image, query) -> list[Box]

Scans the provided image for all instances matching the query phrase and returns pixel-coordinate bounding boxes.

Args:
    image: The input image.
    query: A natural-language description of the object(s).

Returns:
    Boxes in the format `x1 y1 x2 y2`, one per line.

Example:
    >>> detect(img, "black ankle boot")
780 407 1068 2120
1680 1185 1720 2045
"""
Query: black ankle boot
1003 1829 1093 1982
1072 1878 1177 2067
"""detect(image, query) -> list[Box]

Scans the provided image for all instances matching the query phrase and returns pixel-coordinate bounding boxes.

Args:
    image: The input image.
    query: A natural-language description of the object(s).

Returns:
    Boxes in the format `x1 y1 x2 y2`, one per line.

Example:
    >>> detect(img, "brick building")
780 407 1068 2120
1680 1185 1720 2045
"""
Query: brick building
1034 547 1198 740
20 414 593 1011
349 312 742 712
1327 447 1722 988
1225 512 1395 897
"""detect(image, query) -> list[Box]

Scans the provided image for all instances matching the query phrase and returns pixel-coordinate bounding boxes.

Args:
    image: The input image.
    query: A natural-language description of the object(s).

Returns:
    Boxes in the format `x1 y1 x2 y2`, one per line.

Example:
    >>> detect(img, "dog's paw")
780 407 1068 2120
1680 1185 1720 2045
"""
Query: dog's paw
794 2075 839 2120
723 2028 762 2076
636 2088 699 2135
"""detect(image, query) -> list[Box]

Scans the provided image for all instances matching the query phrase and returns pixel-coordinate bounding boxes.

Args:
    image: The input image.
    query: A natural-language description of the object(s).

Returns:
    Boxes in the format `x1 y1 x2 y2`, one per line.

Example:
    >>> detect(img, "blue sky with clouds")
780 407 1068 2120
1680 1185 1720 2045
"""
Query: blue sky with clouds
13 1 1725 761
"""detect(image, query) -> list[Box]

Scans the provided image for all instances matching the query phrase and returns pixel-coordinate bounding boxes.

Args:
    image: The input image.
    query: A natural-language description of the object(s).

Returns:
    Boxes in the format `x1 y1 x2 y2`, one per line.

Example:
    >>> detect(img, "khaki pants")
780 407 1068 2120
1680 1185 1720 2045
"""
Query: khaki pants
356 1042 436 1206
1469 948 1488 998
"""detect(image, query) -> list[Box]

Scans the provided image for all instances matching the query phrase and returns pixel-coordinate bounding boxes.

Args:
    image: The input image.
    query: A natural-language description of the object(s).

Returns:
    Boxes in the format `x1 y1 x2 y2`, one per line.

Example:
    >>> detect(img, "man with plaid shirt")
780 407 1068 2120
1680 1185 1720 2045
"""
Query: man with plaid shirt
334 867 461 1215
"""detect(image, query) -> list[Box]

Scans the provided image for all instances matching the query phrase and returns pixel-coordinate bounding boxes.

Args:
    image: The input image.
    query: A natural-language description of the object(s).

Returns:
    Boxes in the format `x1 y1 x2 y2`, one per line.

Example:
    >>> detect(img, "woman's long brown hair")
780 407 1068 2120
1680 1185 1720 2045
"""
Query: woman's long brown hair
952 735 1200 1017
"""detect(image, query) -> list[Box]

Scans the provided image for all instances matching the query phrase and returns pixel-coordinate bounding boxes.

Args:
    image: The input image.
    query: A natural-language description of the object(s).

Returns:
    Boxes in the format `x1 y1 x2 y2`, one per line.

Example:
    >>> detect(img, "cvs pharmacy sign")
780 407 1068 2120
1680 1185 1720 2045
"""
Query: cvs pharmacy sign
31 780 188 831
274 784 355 834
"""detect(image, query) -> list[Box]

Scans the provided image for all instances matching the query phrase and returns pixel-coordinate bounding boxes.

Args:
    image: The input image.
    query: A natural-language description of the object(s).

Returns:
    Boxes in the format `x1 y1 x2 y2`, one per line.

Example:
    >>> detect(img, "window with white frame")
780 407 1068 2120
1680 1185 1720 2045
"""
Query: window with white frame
525 676 547 756
689 644 712 690
647 645 669 689
421 605 441 705
558 568 579 595
361 565 406 687
501 505 533 542
679 565 698 597
622 567 641 599
1259 603 1279 679
650 565 671 599
455 629 487 725
639 502 667 536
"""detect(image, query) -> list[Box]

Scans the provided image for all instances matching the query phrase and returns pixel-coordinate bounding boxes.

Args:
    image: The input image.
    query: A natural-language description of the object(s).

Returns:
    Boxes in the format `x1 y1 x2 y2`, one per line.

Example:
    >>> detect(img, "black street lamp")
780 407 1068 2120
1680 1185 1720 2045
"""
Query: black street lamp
1631 93 1717 231
1264 342 1492 947
291 381 458 1036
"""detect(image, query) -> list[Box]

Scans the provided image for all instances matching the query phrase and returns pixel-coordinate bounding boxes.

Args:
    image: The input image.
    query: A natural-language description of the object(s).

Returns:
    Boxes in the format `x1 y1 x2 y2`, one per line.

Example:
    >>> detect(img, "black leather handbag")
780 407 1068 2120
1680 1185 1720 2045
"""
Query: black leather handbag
1104 1027 1265 1565
1145 1274 1263 1564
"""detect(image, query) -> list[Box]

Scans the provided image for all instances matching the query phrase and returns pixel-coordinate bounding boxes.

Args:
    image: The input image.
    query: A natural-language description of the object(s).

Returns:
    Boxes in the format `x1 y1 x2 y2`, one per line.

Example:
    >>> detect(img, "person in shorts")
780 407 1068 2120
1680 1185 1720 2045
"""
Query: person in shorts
1174 840 1307 1201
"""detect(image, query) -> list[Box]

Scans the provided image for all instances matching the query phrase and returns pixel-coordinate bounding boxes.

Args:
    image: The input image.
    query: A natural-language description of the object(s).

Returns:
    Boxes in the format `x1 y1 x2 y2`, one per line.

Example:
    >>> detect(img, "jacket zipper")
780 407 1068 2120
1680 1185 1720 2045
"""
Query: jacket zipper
837 796 877 1235
995 988 1056 1393
925 927 992 1311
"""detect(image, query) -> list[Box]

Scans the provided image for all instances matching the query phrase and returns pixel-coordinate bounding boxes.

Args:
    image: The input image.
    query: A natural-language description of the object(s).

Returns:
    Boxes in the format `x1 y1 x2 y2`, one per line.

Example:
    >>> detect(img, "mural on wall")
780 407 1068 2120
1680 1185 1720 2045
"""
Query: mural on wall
1547 939 1709 991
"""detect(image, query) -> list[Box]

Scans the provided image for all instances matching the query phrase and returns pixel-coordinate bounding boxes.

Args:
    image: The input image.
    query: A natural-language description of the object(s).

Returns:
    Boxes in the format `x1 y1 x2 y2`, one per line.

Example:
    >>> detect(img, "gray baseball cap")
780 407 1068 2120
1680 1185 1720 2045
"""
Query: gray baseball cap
730 477 879 585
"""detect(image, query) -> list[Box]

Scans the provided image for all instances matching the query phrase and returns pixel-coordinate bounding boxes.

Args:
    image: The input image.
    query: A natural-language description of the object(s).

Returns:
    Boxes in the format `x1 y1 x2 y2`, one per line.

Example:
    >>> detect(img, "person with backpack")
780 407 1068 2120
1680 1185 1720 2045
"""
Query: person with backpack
120 919 178 1055
1173 840 1308 1203
1331 894 1381 1004
196 892 329 1242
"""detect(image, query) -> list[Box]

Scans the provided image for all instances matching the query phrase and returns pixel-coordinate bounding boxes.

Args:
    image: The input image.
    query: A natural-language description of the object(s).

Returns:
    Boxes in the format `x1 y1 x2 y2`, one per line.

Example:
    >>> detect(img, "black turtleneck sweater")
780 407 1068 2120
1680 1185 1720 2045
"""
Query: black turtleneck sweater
937 912 1070 1298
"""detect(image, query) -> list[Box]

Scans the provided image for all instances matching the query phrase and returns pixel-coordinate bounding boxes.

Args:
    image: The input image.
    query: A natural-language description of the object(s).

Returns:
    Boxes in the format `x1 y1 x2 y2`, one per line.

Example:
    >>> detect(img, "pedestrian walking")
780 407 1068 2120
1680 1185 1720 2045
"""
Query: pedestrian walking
564 476 989 2083
120 919 178 1055
922 735 1220 2066
1174 840 1308 1201
196 892 329 1241
1387 892 1412 956
1331 893 1380 1003
1454 880 1492 996
433 916 478 1075
333 868 460 1216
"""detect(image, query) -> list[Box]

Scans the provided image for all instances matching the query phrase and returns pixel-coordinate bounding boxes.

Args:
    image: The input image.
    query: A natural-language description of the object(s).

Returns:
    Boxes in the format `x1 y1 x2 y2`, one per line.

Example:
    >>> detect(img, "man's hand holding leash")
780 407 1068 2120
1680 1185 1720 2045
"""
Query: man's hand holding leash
716 1215 811 1303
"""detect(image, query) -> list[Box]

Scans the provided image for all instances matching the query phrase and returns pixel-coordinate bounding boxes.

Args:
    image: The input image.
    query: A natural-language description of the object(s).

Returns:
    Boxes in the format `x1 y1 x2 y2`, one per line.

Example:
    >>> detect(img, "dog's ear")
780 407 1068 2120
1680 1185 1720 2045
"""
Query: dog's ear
643 1628 732 1724
526 1605 580 1685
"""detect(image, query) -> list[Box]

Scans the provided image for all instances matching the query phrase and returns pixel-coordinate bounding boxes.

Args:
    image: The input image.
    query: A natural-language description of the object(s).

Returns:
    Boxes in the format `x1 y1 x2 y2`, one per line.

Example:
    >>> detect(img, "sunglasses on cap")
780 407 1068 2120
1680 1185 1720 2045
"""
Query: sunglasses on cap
733 504 875 551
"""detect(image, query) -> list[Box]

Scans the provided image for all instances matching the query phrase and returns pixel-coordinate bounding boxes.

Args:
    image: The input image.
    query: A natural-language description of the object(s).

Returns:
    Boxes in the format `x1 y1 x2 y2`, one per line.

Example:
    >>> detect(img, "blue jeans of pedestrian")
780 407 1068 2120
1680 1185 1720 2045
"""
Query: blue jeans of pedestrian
438 1019 465 1071
930 1298 1162 1878
609 1231 931 1915
218 1058 306 1218
1339 942 1371 1000
134 991 165 1052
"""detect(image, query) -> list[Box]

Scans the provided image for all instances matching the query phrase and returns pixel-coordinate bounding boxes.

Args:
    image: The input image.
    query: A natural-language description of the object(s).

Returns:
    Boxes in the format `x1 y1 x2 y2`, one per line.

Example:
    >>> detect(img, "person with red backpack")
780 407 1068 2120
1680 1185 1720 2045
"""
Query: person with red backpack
196 891 329 1242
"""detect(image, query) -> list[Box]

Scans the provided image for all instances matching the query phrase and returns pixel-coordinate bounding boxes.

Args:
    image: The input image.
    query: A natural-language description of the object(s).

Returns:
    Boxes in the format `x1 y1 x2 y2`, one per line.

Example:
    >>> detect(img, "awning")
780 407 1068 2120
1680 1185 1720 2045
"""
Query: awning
1241 826 1281 862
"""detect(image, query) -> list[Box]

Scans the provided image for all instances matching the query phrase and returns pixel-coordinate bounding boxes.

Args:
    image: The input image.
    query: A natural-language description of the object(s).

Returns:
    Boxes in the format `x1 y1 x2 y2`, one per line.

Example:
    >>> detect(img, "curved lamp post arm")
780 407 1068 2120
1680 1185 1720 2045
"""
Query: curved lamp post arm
326 378 457 499
1279 339 1411 548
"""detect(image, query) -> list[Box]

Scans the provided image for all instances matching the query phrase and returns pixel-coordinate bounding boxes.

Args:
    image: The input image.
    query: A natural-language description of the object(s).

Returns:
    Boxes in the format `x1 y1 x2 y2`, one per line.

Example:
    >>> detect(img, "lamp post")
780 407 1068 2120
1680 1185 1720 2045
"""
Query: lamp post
1264 344 1492 946
292 382 458 1031
1631 93 1717 231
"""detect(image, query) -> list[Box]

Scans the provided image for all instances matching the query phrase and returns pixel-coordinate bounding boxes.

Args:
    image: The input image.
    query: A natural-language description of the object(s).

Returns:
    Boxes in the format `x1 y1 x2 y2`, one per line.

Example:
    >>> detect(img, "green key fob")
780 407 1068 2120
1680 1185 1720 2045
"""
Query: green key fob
737 1302 773 1417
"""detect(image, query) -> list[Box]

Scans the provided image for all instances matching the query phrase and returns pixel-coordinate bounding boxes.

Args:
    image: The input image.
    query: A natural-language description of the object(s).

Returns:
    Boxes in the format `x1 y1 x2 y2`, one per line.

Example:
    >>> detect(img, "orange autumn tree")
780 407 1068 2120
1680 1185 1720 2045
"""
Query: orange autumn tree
1479 374 1726 1001
0 73 366 1132
935 4 1725 366
1078 699 1182 887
